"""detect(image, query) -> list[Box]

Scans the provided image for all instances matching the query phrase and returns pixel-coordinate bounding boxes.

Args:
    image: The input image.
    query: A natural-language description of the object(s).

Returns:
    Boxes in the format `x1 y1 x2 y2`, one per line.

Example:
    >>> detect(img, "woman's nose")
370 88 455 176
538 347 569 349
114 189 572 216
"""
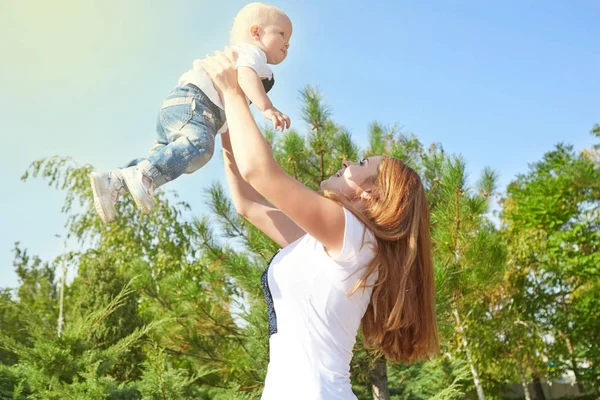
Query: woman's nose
284 42 290 49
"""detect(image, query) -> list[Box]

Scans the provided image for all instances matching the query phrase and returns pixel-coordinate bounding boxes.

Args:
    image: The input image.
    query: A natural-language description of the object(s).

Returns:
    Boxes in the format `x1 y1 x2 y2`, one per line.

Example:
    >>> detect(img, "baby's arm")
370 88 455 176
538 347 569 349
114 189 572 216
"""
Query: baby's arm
237 67 290 131
237 67 272 111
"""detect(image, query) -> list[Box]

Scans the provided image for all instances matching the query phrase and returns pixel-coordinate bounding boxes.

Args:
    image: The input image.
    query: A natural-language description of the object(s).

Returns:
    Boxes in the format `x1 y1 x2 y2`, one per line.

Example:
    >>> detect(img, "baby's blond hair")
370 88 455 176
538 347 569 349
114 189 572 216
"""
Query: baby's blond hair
230 2 288 44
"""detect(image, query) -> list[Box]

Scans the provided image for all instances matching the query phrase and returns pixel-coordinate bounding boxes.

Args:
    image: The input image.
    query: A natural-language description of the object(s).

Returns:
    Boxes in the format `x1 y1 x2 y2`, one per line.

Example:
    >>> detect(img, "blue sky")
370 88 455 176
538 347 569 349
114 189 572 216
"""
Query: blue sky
1 0 598 290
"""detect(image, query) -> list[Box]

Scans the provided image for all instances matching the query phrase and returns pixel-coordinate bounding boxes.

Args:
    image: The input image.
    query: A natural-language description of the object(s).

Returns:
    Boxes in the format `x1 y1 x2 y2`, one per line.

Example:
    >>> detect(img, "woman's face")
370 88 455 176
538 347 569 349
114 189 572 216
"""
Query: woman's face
320 156 383 199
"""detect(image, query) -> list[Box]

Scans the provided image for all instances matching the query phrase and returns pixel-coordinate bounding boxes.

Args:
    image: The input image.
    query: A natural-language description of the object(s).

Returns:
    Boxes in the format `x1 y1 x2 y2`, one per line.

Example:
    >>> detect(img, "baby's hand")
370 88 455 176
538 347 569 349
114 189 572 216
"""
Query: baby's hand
262 107 291 132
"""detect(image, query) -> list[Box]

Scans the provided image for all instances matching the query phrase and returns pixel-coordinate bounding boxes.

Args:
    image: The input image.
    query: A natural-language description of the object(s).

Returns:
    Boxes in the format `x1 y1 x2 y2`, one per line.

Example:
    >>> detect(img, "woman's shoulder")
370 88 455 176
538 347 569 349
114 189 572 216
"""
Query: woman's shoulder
343 207 376 239
328 207 376 265
280 207 375 265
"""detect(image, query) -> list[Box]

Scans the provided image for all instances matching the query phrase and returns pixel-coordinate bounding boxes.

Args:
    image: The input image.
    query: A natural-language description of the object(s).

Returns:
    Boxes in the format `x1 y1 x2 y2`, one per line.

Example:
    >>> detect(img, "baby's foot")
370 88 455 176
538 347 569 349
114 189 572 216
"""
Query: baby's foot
121 165 155 214
90 169 126 223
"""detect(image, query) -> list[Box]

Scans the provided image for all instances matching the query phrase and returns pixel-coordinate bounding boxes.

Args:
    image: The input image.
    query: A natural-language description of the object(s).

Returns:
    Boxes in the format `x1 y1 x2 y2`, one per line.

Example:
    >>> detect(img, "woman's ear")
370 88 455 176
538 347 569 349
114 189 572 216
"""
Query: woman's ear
359 176 377 201
360 178 380 201
360 190 373 201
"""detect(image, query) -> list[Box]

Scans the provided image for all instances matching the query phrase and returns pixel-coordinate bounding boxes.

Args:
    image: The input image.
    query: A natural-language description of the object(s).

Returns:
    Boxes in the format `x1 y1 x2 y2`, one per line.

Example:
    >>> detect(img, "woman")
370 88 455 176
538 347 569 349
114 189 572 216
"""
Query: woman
200 50 438 399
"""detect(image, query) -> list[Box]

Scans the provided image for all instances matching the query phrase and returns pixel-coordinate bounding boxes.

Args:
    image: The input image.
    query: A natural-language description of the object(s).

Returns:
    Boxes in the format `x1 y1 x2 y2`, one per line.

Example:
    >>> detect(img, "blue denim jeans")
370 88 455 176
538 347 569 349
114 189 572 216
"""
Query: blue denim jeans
125 84 226 188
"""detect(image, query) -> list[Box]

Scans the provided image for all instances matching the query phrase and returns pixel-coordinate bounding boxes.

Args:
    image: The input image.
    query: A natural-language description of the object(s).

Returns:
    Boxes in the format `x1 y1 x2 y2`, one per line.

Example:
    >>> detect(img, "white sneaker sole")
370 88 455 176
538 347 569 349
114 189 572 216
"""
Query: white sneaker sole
121 168 154 214
90 172 115 223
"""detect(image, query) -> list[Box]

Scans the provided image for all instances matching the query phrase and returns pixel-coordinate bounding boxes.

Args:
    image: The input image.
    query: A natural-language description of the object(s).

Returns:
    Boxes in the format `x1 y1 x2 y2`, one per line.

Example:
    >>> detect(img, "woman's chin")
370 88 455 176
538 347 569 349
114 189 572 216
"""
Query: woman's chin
320 179 340 193
320 179 333 191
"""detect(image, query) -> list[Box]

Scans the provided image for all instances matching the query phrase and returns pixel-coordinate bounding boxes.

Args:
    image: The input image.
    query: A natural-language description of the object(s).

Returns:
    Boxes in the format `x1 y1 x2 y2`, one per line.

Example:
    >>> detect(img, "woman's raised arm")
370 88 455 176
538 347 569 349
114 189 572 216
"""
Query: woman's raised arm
221 131 305 247
201 49 346 255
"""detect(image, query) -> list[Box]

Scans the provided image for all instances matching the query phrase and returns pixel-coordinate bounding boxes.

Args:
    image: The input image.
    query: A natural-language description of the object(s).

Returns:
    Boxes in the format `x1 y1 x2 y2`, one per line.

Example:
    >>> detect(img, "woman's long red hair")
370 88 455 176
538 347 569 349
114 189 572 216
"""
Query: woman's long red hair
326 157 438 362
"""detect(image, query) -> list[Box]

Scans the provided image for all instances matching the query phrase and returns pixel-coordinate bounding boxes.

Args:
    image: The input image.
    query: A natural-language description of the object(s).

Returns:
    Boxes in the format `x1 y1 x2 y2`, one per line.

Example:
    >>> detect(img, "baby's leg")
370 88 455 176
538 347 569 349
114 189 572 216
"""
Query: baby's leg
120 113 169 185
107 86 223 215
120 87 223 213
92 86 223 220
145 96 220 187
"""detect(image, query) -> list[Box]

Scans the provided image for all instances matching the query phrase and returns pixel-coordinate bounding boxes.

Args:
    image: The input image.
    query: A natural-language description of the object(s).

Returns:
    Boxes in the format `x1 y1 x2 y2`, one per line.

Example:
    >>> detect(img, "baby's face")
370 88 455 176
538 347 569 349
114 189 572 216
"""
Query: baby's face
259 14 292 65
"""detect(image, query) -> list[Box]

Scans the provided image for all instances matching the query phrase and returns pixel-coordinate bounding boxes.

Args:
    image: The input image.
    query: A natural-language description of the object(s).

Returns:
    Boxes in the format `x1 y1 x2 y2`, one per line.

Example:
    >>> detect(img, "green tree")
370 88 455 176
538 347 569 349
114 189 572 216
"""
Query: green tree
0 289 22 366
387 356 471 400
430 156 506 400
12 244 59 332
0 245 59 368
69 256 145 381
0 283 165 399
501 136 600 394
21 157 261 396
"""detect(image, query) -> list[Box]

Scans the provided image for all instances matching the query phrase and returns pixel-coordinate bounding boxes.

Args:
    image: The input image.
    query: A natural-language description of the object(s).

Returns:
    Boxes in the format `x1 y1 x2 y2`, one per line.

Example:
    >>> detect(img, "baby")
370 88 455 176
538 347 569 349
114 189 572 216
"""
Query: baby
90 2 292 222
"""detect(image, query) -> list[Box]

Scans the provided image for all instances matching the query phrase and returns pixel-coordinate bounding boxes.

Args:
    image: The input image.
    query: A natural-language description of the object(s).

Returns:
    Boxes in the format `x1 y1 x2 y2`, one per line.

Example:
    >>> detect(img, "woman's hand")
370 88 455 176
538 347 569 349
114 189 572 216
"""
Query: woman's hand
199 48 242 97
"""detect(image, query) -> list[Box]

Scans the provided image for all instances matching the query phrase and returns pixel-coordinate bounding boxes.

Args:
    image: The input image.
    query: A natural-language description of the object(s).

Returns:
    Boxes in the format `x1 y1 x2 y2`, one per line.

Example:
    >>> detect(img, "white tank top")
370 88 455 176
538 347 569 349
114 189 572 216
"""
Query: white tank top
261 208 378 399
